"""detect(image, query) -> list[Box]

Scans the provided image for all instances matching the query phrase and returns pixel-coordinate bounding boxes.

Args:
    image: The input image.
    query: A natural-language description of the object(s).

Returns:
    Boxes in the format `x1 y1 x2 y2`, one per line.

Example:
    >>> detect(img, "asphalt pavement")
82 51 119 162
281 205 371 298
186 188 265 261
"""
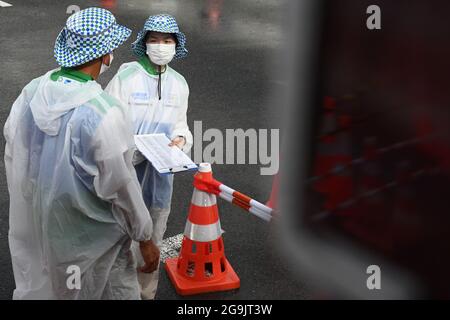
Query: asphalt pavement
0 0 311 300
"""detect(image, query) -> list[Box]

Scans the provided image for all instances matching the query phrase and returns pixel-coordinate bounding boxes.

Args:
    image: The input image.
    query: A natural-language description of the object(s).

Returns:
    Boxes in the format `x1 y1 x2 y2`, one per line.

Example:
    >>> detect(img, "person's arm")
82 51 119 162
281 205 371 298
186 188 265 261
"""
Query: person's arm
105 68 128 104
170 82 193 153
3 94 25 193
88 104 159 271
4 79 40 193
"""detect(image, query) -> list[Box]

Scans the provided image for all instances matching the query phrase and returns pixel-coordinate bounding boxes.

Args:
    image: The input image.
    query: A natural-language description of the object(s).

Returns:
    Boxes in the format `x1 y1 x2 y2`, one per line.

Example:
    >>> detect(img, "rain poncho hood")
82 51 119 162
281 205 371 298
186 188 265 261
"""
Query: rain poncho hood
30 70 103 136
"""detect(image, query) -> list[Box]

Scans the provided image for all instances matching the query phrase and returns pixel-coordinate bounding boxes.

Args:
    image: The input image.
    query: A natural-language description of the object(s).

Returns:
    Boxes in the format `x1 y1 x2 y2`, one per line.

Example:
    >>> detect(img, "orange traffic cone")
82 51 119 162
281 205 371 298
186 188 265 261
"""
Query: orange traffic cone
165 163 240 295
322 115 354 213
101 0 116 10
341 137 385 246
358 137 385 216
313 97 339 193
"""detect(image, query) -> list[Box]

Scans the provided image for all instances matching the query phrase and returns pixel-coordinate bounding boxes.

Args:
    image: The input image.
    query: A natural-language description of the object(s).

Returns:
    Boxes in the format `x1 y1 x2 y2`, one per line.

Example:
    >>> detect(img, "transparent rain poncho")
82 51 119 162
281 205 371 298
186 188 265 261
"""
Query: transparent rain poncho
106 60 193 299
4 70 153 299
106 61 193 211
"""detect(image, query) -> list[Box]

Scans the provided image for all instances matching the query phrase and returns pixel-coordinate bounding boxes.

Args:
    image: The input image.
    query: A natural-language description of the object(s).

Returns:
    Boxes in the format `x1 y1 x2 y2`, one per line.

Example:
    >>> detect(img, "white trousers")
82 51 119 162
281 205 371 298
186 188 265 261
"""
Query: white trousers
132 207 170 300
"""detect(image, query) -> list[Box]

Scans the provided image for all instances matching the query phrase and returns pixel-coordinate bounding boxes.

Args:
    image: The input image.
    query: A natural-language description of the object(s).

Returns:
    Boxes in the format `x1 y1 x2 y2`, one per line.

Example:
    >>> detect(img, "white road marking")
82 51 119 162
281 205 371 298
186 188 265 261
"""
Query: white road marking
160 233 184 263
0 1 12 7
66 5 80 15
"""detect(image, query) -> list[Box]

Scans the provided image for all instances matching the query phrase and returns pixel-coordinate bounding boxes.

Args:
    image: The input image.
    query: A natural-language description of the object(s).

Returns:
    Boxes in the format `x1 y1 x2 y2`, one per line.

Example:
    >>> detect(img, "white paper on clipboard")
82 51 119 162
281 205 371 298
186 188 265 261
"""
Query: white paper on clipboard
134 134 197 174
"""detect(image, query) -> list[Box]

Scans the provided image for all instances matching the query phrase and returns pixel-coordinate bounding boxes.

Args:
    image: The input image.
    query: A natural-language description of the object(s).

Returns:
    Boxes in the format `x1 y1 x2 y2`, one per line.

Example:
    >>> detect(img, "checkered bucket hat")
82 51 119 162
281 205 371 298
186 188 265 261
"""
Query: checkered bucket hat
132 14 188 60
54 7 131 67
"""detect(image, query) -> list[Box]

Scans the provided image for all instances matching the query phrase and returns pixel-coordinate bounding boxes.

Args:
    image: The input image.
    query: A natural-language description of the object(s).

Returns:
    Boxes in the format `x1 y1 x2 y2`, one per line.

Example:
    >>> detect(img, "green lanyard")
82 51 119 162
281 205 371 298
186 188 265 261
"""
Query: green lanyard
138 56 165 100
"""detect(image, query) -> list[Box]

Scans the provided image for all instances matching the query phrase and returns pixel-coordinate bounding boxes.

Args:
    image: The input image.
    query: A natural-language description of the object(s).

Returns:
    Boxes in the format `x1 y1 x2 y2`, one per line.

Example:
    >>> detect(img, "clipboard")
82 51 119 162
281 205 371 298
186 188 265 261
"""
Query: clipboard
134 133 198 174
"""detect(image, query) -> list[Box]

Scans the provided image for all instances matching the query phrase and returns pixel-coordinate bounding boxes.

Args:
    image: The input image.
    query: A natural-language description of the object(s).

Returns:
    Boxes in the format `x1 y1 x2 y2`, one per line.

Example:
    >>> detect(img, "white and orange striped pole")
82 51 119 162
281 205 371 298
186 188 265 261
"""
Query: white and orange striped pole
217 185 273 222
193 163 273 222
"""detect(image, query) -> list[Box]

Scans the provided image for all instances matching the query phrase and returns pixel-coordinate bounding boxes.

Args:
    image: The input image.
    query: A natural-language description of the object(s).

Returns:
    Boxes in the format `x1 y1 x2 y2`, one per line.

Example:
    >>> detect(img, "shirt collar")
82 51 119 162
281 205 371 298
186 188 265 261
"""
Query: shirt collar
138 56 167 76
51 68 94 83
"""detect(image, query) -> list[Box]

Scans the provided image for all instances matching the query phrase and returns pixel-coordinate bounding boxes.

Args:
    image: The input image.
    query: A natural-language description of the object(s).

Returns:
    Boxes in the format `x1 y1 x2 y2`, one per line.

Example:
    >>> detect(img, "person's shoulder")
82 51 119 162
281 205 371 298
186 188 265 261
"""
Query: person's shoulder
86 90 126 115
17 72 54 105
22 73 47 95
115 61 143 82
167 66 189 90
27 75 44 89
75 90 127 136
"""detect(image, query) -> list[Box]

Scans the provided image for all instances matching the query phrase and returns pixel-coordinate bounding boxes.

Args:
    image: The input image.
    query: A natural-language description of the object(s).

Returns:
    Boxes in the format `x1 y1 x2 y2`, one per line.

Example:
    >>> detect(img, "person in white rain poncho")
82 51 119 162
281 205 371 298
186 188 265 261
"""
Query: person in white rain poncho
3 8 160 300
106 14 193 299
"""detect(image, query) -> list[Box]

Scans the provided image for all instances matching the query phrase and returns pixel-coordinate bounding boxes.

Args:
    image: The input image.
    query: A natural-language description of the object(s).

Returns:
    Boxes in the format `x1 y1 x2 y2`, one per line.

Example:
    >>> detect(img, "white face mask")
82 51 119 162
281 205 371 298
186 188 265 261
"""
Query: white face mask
146 43 176 66
99 52 114 75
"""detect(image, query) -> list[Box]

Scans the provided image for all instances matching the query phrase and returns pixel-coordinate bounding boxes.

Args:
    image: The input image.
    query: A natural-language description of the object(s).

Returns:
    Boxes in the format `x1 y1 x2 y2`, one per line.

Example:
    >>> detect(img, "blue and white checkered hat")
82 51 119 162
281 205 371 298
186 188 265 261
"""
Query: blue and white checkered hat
132 14 188 60
54 7 131 67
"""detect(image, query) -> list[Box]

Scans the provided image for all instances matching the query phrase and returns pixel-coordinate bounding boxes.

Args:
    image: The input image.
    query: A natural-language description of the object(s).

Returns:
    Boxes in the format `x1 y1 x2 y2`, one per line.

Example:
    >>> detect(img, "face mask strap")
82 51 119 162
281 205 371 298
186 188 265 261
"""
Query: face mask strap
99 53 113 76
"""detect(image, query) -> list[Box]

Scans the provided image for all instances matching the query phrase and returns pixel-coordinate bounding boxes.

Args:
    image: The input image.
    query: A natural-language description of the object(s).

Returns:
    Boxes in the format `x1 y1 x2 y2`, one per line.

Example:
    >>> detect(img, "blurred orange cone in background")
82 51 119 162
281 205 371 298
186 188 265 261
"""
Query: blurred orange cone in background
341 137 386 245
322 115 354 213
165 163 240 295
101 0 116 10
358 137 385 217
266 173 279 210
313 97 339 193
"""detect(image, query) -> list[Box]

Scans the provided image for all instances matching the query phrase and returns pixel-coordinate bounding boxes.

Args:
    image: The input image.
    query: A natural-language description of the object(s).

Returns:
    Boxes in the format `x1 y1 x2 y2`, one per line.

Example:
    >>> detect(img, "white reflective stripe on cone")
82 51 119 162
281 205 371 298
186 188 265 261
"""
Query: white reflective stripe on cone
184 220 223 242
191 189 217 207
